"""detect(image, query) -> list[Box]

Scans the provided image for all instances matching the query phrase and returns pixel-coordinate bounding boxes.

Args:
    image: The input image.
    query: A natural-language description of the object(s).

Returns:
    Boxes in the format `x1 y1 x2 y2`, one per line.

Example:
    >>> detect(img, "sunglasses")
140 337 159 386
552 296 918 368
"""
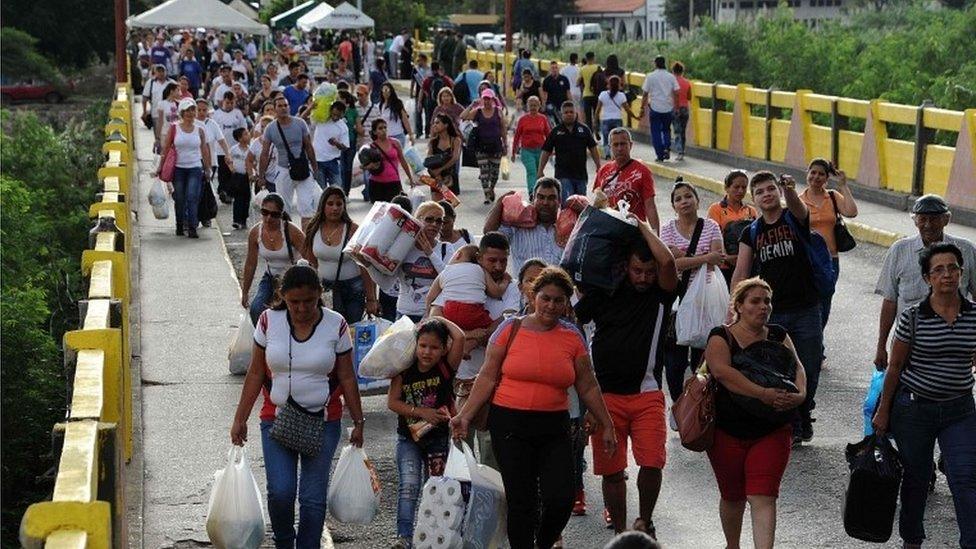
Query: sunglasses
260 208 282 219
423 216 445 225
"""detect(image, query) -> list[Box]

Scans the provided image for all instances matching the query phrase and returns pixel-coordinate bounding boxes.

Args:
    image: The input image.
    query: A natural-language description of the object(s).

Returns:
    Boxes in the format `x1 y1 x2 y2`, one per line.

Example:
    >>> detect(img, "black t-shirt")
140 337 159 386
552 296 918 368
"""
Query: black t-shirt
542 74 571 107
576 282 675 394
541 122 598 180
519 80 541 104
396 360 455 440
738 211 818 311
709 324 797 439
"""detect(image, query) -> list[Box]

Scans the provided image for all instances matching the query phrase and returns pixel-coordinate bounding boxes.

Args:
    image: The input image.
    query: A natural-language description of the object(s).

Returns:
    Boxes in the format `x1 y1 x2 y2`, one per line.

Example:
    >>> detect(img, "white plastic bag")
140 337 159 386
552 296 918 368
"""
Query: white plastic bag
228 312 254 375
409 185 429 212
461 441 507 549
251 189 269 219
675 264 730 349
149 178 171 220
205 447 265 549
327 444 381 524
358 316 417 379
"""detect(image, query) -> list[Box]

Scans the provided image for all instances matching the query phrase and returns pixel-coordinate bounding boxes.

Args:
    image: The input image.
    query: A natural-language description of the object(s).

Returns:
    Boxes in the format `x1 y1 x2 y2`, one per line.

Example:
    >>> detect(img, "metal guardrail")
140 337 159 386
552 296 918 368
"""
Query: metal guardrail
416 42 975 209
20 82 134 549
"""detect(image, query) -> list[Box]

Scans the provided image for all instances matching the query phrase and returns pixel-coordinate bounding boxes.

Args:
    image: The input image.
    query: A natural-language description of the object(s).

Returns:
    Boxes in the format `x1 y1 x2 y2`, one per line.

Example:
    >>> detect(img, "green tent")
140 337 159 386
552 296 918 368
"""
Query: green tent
270 1 318 30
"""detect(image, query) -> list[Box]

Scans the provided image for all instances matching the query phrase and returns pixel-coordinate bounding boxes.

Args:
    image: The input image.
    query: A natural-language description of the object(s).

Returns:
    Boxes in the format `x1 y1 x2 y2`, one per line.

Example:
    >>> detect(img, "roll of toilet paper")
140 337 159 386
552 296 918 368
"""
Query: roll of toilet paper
413 522 434 549
418 504 439 528
439 478 464 507
439 505 464 530
430 526 463 549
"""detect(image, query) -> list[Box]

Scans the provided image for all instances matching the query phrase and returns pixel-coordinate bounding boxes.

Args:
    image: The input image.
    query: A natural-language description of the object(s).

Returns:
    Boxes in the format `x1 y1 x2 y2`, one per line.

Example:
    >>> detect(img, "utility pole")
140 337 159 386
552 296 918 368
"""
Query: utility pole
504 0 513 92
115 0 127 83
688 0 695 31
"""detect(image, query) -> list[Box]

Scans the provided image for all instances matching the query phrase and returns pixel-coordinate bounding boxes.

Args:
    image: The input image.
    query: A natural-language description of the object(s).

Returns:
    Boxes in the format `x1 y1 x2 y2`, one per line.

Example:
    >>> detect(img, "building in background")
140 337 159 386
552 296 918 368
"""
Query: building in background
557 0 670 42
713 0 847 26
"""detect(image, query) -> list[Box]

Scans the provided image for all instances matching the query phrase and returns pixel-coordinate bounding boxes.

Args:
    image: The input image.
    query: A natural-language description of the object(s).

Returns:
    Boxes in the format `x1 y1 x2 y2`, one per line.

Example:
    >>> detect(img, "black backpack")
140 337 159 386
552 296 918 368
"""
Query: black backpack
454 78 471 107
428 75 446 110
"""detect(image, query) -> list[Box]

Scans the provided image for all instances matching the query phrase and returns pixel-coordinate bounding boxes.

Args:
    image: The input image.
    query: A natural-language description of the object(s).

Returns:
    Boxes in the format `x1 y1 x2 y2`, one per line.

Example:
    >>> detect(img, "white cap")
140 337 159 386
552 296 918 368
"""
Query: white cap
178 98 197 112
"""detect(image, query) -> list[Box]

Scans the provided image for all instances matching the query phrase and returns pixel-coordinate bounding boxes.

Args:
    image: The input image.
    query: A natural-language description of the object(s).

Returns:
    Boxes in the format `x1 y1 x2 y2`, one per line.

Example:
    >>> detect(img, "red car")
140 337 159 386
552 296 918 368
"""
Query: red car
0 77 70 103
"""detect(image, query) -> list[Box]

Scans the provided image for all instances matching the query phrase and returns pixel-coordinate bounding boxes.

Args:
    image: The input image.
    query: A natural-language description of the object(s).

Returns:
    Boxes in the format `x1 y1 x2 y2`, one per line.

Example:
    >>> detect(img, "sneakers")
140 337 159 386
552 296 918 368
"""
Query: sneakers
792 418 814 446
668 410 678 432
676 153 685 161
187 228 199 239
231 222 243 230
201 219 212 228
572 489 586 516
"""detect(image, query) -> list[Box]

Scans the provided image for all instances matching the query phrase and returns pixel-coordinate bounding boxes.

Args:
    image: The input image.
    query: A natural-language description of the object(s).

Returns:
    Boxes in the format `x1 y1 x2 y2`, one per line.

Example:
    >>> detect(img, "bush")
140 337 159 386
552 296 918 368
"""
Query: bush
0 104 106 546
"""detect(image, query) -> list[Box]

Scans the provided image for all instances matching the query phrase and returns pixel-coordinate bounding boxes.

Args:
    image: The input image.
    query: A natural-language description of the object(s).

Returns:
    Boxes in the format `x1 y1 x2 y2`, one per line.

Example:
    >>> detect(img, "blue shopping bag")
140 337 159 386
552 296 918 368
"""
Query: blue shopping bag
862 368 886 436
351 316 392 392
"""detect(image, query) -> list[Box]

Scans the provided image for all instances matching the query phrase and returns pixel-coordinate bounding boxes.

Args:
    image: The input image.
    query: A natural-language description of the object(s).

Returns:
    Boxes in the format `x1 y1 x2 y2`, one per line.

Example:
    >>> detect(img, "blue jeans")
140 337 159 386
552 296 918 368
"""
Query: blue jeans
768 304 823 426
260 419 342 549
316 159 342 190
890 389 976 547
249 272 276 326
600 118 623 159
395 433 450 539
819 257 840 330
558 178 588 205
324 276 366 325
172 166 203 229
649 110 674 161
673 107 689 155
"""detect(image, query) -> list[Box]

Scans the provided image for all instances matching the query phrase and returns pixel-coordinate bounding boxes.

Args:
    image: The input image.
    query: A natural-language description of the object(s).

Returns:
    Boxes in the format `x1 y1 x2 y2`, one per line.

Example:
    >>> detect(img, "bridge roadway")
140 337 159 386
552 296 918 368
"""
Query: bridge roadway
131 99 974 548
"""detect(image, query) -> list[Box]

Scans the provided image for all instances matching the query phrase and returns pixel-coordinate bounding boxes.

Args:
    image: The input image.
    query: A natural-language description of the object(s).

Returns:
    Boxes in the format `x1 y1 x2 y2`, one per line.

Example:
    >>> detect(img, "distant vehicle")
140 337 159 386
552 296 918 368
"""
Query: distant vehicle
562 23 604 47
486 33 520 52
0 77 69 104
475 32 495 50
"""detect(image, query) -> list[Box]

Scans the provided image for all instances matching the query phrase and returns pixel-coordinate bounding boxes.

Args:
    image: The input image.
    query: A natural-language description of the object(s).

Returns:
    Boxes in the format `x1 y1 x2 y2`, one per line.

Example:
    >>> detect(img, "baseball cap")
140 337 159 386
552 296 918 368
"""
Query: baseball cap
911 194 949 215
178 98 197 112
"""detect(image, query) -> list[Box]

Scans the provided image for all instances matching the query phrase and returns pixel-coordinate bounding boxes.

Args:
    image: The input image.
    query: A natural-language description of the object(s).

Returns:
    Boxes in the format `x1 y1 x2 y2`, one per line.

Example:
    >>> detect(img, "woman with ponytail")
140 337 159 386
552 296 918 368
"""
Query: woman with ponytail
595 75 636 160
240 192 309 324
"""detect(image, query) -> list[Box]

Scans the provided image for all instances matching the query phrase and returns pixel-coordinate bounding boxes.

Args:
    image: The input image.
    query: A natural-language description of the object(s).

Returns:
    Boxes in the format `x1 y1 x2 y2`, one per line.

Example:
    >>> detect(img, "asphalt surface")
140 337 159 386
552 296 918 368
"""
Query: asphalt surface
137 102 964 548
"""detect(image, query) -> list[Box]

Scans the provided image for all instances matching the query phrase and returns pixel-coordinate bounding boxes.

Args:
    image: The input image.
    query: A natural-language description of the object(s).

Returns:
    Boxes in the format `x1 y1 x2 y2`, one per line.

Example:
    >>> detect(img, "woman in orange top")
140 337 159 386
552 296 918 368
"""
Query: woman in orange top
798 158 858 328
708 170 759 286
451 267 616 549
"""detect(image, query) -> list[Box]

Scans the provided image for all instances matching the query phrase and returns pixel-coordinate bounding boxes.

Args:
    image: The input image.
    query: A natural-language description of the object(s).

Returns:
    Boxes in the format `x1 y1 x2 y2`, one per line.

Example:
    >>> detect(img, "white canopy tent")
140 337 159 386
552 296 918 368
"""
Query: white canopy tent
296 3 335 32
128 0 269 35
304 2 375 30
270 0 317 29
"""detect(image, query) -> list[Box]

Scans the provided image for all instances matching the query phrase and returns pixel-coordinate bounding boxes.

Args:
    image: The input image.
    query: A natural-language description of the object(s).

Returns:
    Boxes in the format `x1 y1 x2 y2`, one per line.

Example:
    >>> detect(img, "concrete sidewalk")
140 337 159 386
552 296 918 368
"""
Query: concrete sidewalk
133 119 268 547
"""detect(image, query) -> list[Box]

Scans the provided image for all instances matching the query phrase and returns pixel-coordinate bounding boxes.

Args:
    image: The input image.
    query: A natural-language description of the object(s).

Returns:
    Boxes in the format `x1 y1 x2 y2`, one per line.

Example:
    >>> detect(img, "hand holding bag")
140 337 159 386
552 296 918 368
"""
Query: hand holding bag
269 322 326 456
829 190 857 252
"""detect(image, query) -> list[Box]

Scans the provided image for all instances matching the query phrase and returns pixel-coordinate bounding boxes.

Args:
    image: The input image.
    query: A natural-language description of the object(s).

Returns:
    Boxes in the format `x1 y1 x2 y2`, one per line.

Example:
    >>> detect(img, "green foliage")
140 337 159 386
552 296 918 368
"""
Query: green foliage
515 0 577 37
0 28 61 84
665 0 714 32
537 3 976 112
0 105 107 546
259 0 295 24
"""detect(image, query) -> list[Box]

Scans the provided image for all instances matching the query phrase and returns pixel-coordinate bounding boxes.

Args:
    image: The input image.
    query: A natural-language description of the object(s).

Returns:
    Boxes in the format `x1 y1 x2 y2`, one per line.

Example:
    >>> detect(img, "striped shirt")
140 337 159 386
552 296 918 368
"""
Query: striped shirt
499 223 564 275
895 296 976 401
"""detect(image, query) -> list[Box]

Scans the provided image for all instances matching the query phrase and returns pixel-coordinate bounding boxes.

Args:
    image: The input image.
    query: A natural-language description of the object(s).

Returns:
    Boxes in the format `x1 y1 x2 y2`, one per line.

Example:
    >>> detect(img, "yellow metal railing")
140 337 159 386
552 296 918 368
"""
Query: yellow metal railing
413 42 973 205
20 82 134 549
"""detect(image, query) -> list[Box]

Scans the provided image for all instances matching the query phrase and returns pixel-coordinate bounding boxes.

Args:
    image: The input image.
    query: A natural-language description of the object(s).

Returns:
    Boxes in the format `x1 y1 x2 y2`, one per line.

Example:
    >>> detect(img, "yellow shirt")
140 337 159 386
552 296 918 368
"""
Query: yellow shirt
580 64 600 98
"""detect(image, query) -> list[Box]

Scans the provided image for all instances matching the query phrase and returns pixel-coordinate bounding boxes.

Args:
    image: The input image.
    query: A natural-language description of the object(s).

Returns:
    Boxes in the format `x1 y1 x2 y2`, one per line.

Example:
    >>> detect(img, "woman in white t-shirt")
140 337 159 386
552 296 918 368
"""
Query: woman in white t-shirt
231 262 366 548
594 75 637 160
157 98 211 238
155 82 182 145
377 82 414 146
660 180 725 408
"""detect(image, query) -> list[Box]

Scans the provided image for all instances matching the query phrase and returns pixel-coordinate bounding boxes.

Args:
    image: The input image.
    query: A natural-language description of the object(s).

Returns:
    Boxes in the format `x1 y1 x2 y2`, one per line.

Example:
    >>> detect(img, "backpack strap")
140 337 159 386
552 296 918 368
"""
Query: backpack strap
676 218 705 299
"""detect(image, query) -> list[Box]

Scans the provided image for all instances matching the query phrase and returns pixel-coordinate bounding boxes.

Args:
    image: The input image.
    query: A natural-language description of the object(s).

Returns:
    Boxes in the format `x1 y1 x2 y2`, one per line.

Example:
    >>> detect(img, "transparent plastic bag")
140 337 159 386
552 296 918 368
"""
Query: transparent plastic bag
228 312 253 375
461 441 506 549
327 444 381 524
251 189 269 219
358 315 416 379
500 155 510 181
675 264 730 349
205 447 265 549
149 178 171 219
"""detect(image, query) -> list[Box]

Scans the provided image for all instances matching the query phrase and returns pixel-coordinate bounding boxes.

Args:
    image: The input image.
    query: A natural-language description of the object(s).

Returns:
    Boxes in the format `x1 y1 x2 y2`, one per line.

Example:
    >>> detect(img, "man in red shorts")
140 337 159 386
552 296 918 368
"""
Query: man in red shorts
592 127 660 231
575 216 677 539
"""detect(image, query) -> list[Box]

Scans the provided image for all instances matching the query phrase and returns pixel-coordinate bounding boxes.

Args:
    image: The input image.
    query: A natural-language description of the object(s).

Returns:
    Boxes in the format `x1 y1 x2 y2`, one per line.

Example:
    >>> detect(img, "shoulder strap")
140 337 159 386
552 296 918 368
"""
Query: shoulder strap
284 222 295 263
603 159 634 187
333 223 351 285
677 218 705 298
460 229 471 244
275 119 300 162
828 190 842 221
503 317 523 356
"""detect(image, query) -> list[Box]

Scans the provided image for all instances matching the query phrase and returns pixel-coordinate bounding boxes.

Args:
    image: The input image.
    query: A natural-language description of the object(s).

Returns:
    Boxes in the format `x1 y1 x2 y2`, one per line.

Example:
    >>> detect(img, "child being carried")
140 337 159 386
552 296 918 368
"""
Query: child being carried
425 245 511 335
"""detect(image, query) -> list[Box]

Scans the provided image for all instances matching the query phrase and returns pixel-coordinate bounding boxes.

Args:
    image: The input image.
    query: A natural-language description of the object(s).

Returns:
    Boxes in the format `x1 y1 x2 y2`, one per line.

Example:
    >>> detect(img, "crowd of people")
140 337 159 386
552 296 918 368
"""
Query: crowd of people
136 26 976 549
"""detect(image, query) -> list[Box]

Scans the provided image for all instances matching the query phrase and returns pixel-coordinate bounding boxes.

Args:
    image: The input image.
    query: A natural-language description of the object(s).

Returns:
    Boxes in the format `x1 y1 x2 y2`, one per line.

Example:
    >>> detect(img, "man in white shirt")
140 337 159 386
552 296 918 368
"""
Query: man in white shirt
639 55 680 162
390 29 407 79
209 65 236 108
561 52 582 108
141 65 175 131
194 98 230 182
211 92 248 202
312 102 351 190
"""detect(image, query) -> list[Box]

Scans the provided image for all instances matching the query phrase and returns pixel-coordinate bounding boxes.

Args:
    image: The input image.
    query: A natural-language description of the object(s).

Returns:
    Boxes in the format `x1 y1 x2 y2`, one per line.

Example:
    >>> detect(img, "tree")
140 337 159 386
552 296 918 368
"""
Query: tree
665 0 714 33
258 0 295 24
0 28 61 84
0 0 151 69
515 0 576 37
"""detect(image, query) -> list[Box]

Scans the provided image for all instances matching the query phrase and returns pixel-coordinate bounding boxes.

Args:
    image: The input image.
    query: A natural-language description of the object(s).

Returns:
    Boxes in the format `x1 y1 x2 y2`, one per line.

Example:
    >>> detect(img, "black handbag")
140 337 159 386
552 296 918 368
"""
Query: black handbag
198 177 218 221
269 318 327 456
275 119 311 181
423 151 451 170
829 191 857 252
843 434 902 542
728 339 799 423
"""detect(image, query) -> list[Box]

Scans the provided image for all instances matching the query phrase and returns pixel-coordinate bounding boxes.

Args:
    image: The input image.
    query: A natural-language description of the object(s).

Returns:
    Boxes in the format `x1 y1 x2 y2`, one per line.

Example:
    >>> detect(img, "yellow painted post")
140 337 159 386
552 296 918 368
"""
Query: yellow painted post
96 167 129 196
736 83 751 157
64 329 128 459
869 99 889 190
20 501 112 549
689 84 703 146
796 90 813 164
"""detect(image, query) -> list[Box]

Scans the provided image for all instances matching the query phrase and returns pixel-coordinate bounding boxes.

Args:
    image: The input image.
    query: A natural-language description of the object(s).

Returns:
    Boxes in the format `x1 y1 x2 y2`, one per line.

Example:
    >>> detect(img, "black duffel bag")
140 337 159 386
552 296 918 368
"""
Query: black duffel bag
559 206 641 292
729 340 799 423
843 434 903 542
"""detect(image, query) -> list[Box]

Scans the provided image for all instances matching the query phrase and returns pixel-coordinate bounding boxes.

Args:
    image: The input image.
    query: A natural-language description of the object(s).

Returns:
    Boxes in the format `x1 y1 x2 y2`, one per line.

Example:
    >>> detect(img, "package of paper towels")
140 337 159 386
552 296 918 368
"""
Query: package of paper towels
413 477 468 549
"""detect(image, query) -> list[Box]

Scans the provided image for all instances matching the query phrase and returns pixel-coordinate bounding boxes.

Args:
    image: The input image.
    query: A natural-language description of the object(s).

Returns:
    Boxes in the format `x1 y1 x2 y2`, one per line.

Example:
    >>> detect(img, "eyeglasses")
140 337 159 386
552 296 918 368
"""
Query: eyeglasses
929 264 962 276
423 217 445 225
260 208 283 219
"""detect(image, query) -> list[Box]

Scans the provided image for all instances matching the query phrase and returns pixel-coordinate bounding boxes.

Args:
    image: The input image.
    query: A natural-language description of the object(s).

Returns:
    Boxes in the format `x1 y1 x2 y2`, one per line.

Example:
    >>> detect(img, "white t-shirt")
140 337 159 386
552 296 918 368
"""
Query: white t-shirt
437 262 489 305
312 119 350 162
561 64 581 99
229 142 249 174
197 118 224 168
156 99 179 126
374 247 446 317
379 105 406 138
254 308 352 414
211 81 235 106
211 108 248 146
249 137 279 183
454 284 521 380
391 34 406 54
142 77 176 107
172 124 205 168
642 69 680 114
598 90 628 120
436 231 476 264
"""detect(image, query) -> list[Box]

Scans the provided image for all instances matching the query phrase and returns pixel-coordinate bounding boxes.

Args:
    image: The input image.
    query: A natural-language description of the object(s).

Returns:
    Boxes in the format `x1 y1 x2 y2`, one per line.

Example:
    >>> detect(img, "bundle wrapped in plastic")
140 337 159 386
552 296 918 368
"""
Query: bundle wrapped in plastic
311 82 338 123
414 477 468 549
403 146 427 176
501 192 537 228
419 174 461 208
560 201 641 291
555 194 590 247
345 202 423 275
358 316 417 379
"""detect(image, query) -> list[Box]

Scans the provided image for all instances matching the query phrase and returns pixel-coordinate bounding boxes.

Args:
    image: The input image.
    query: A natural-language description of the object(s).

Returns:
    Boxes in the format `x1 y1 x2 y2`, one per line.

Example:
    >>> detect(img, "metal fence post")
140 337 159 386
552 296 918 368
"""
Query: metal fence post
912 100 934 196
